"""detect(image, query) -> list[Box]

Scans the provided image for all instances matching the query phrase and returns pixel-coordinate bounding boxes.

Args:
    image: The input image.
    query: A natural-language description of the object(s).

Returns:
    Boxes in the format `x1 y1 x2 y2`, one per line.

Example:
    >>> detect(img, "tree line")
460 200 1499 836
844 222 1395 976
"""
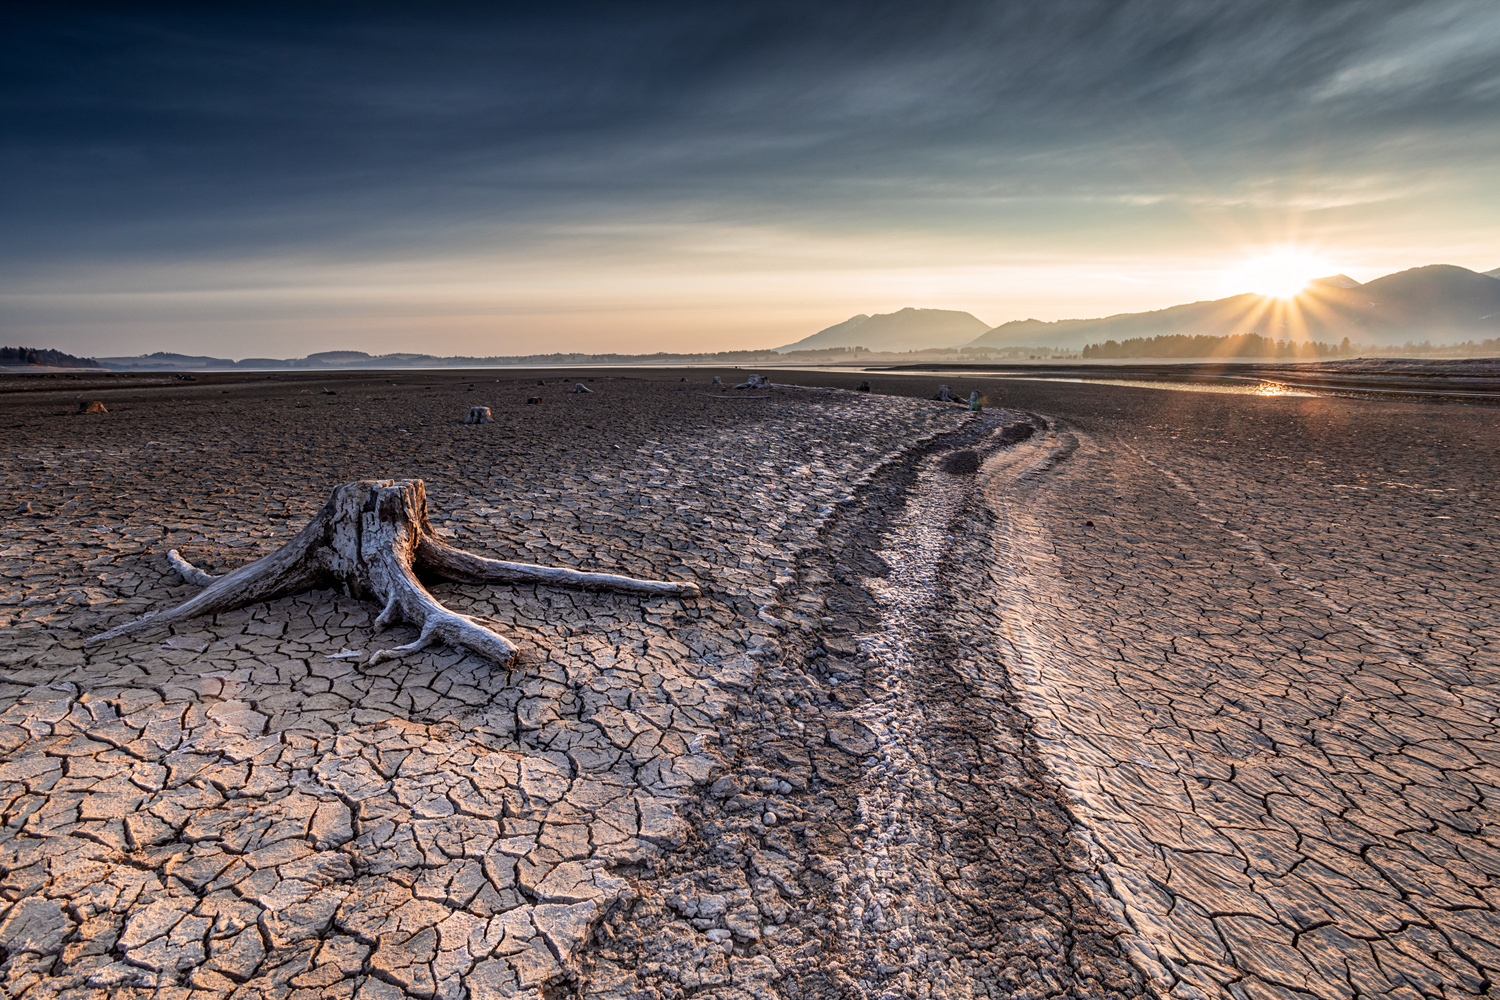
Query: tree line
0 346 99 368
1081 333 1347 359
1082 333 1500 359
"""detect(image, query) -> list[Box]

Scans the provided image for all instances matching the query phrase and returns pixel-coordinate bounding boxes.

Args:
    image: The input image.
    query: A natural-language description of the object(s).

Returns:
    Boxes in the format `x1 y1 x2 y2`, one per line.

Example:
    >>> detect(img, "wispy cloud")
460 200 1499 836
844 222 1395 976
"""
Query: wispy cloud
1 1 1496 354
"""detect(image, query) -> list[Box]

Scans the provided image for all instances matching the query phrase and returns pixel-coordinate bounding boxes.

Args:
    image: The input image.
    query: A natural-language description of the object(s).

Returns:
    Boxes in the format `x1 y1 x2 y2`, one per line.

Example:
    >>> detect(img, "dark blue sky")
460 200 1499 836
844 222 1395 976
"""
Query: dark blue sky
3 1 1497 356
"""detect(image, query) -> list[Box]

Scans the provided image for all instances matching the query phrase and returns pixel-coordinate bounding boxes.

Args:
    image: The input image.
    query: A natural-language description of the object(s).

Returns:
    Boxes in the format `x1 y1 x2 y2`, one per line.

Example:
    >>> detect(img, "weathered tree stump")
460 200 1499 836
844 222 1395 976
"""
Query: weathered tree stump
571 383 593 394
856 381 871 392
464 406 493 424
933 385 956 402
77 401 108 414
732 375 769 390
89 480 700 666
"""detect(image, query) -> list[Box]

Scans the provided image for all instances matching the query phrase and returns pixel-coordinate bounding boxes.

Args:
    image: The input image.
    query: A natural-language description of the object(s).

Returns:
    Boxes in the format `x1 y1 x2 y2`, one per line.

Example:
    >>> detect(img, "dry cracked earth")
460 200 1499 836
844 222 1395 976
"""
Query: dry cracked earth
0 368 1496 1000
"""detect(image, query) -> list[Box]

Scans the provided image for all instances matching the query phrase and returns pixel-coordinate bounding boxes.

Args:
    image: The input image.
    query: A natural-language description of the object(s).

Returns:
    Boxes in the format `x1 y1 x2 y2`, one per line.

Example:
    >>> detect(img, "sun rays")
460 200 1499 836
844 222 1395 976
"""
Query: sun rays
1224 248 1337 300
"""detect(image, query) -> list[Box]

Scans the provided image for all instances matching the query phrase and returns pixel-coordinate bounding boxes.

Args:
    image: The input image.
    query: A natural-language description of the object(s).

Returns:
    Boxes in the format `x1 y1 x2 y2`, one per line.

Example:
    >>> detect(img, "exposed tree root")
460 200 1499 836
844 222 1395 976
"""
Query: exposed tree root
89 479 701 666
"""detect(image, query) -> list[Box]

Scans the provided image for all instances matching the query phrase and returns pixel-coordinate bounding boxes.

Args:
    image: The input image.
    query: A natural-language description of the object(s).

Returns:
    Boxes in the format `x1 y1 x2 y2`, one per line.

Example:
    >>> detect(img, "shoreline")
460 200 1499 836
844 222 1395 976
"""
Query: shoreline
7 355 1500 408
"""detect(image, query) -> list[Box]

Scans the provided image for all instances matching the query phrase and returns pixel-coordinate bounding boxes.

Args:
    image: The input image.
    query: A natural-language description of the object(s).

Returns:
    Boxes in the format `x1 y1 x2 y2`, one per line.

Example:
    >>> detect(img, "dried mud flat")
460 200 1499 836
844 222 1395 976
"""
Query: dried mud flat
0 369 1497 1000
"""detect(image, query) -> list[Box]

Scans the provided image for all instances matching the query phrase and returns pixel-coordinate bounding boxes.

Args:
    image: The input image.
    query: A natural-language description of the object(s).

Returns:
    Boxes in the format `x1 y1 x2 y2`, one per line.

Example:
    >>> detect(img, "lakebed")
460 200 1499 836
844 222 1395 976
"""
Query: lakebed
0 368 1496 999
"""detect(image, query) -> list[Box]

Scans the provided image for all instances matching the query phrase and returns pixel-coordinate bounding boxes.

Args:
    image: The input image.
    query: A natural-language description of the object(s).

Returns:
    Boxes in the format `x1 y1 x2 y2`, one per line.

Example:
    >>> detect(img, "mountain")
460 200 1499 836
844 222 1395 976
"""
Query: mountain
1486 267 1500 278
1355 265 1500 331
1310 274 1361 288
306 350 374 363
969 264 1500 351
781 314 869 352
777 307 989 353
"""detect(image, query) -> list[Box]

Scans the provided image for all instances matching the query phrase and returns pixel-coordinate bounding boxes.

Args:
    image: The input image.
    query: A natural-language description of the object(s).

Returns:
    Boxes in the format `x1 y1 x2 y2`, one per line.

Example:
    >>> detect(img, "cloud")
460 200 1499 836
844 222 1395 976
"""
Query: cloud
0 1 1496 353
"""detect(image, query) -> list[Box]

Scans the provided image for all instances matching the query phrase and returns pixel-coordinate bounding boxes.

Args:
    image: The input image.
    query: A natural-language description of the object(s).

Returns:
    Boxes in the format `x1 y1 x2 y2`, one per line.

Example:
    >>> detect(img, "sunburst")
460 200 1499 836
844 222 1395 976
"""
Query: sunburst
1225 249 1336 300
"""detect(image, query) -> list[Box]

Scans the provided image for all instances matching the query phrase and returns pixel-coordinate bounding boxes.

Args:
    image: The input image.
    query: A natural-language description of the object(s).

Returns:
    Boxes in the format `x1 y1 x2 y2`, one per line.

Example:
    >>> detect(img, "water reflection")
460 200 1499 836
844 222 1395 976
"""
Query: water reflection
933 376 1318 398
787 367 1321 397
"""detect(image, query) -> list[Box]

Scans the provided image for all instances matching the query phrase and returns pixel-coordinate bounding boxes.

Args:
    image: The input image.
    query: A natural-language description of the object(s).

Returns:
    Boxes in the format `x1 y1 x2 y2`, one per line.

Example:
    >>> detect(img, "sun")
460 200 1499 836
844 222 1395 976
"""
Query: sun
1225 249 1334 300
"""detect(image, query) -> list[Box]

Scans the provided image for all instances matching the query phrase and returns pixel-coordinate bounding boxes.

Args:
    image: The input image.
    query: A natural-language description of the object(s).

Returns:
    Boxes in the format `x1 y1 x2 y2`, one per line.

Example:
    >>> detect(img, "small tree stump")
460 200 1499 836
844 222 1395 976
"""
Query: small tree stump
464 406 493 424
77 401 108 414
571 383 593 394
933 385 955 402
732 375 769 390
856 381 871 392
526 396 542 405
88 480 700 666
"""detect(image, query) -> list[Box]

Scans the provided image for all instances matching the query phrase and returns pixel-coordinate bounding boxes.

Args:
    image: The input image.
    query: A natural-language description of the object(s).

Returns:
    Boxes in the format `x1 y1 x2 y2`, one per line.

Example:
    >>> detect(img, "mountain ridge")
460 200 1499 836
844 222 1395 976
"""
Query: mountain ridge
970 264 1500 350
775 307 988 353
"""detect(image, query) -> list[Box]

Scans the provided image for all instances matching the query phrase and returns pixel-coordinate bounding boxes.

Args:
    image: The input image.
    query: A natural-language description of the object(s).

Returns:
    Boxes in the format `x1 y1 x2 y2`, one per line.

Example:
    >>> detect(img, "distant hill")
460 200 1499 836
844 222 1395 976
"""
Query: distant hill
777 308 989 353
784 314 870 351
94 348 793 371
0 345 100 368
969 264 1500 351
1486 267 1500 278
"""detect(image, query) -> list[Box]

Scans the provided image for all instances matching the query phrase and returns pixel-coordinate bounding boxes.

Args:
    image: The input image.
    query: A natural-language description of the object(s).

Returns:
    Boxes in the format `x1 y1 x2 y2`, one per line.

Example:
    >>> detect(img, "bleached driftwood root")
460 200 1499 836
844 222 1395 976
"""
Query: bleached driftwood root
571 383 593 394
89 479 701 666
464 406 493 424
732 374 769 390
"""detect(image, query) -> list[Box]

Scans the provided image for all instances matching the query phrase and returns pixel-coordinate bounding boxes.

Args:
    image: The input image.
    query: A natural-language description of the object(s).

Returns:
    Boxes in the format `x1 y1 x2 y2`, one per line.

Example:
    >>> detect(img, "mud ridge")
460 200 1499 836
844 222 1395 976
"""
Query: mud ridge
586 410 1149 999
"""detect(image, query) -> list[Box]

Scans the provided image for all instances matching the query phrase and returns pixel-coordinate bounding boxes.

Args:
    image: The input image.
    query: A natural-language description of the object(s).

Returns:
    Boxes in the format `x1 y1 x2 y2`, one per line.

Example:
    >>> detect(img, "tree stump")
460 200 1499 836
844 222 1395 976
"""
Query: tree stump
933 384 955 402
464 406 493 424
856 381 871 392
89 480 700 666
571 383 593 394
77 401 108 414
732 375 768 390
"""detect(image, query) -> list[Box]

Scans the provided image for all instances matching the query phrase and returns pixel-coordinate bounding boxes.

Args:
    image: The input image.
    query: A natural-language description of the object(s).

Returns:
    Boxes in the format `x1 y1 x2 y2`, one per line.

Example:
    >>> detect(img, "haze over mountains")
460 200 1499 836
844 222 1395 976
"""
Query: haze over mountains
973 265 1500 351
793 264 1500 354
18 263 1498 371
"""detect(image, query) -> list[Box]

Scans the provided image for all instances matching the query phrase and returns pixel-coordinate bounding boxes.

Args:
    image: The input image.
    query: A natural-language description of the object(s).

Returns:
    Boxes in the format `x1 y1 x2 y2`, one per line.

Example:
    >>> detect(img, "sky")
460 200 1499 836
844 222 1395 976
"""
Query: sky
2 1 1499 358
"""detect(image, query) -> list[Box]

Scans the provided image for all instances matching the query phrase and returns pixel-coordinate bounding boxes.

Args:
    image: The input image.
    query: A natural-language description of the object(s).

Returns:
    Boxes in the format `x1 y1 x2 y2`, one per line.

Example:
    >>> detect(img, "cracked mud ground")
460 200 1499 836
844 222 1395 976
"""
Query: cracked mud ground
0 369 1497 1000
